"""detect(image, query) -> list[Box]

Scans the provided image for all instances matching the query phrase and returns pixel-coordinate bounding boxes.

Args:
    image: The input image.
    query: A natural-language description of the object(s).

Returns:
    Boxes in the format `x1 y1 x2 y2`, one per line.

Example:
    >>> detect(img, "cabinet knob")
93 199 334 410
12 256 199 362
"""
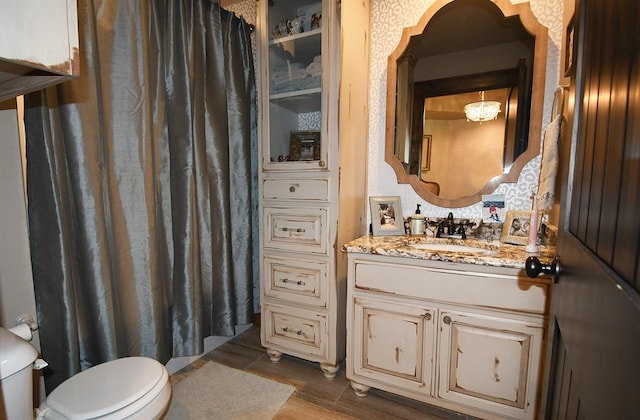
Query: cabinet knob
423 313 432 321
318 160 326 168
443 315 451 325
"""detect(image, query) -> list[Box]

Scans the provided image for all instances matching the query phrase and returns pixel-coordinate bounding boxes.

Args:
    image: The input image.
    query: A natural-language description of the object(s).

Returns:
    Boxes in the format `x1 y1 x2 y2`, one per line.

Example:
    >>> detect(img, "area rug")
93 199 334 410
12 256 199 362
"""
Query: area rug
165 361 295 419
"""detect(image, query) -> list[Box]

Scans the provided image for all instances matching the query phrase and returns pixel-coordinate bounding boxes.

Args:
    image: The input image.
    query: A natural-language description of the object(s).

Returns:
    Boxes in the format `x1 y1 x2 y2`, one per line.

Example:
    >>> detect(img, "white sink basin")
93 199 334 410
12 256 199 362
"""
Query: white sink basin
409 243 492 253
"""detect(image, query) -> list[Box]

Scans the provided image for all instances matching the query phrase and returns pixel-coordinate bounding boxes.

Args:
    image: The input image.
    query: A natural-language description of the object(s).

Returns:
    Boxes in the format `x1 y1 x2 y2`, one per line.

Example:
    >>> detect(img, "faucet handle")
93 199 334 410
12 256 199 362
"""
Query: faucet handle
455 223 467 239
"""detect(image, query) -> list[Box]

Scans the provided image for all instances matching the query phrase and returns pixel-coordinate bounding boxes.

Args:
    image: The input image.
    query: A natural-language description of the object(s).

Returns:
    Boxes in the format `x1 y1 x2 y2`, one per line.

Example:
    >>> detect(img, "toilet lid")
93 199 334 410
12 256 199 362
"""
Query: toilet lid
44 356 166 419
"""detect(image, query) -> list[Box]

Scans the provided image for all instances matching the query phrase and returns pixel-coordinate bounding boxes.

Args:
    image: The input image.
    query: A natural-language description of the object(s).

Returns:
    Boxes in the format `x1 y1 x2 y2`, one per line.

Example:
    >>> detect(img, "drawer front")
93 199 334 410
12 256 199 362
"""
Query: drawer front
263 178 329 201
264 207 328 254
262 304 328 359
354 259 547 314
263 255 328 307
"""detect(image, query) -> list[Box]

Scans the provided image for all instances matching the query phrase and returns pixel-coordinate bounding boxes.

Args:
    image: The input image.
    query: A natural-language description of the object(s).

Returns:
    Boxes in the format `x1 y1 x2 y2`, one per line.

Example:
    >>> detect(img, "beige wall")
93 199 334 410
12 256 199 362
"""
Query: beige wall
0 99 40 351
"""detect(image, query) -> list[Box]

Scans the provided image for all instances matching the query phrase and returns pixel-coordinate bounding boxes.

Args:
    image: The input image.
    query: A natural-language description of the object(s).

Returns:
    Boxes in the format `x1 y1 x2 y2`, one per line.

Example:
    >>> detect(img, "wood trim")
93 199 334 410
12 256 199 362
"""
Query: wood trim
384 0 548 208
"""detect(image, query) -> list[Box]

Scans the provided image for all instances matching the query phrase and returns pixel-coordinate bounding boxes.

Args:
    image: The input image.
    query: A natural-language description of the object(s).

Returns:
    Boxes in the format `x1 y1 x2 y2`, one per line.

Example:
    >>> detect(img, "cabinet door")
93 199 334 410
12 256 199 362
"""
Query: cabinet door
438 310 543 419
257 0 335 171
351 296 436 396
0 0 78 72
0 0 79 101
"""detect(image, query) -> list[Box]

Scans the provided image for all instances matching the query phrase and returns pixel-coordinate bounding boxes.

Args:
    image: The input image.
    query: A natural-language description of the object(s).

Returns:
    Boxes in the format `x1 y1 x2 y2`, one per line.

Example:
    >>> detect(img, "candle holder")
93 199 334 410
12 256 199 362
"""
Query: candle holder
526 195 540 253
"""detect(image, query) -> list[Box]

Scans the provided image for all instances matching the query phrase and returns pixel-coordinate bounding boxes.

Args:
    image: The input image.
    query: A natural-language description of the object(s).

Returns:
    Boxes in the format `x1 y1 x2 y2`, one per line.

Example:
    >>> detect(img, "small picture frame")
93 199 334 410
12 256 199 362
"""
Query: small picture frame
421 134 432 171
289 130 321 161
298 3 322 32
369 196 405 236
482 194 506 223
564 15 575 77
500 210 531 245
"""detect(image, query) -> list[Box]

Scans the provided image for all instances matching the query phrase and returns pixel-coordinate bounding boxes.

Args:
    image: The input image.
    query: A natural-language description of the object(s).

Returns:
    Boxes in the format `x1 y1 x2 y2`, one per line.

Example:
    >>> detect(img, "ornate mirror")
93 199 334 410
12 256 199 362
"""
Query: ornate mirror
385 0 548 207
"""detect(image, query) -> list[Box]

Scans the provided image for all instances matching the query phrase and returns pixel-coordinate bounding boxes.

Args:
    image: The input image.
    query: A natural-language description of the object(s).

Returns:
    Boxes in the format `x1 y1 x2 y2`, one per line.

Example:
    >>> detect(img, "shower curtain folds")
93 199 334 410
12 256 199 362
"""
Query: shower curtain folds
24 0 256 393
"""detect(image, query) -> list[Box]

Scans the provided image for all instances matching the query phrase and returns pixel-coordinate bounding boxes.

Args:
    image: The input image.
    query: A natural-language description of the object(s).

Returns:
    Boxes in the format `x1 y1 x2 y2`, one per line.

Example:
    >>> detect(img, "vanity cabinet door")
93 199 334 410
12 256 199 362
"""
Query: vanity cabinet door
351 296 436 397
437 310 543 419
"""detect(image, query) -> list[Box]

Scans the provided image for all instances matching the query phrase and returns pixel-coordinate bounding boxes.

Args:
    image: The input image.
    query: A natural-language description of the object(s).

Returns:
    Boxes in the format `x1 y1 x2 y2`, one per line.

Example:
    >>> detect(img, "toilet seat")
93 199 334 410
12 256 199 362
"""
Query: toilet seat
38 356 170 419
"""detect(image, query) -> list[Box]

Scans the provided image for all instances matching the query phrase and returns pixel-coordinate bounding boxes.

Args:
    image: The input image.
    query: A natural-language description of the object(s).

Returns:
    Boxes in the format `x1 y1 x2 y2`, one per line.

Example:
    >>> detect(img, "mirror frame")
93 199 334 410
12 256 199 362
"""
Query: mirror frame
384 0 548 208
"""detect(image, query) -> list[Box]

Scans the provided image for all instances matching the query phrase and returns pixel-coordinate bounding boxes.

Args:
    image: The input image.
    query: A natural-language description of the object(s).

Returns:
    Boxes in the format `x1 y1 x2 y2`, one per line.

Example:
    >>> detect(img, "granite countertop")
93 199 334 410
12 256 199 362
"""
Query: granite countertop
342 235 556 270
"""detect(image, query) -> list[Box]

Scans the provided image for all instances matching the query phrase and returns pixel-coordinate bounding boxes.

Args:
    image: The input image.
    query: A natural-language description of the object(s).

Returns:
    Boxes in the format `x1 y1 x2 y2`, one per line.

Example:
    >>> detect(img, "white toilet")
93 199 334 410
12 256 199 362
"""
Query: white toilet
0 326 171 419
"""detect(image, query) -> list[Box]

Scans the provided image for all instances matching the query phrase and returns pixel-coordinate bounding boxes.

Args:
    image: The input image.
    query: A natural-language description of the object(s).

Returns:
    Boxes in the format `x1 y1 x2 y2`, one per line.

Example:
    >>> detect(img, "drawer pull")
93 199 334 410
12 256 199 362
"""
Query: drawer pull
422 313 432 321
279 278 306 286
281 326 307 338
289 184 299 193
281 227 306 233
443 316 451 325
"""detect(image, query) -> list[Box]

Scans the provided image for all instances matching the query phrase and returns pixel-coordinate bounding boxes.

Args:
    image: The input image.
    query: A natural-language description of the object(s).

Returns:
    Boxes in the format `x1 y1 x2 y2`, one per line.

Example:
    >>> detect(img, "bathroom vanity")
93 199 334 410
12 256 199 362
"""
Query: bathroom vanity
344 236 554 419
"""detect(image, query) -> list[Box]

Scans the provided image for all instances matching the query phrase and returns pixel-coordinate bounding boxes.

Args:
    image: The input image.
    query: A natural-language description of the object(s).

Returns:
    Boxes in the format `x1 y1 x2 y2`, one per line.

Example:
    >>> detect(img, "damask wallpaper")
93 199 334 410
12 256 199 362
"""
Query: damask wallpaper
228 0 565 220
369 0 564 219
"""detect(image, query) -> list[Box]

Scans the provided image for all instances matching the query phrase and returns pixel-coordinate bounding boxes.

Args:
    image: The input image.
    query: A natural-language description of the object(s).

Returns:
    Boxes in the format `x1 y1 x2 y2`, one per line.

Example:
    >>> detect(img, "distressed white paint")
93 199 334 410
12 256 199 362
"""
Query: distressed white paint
346 252 549 419
0 0 78 70
352 296 435 395
257 0 370 378
438 310 543 414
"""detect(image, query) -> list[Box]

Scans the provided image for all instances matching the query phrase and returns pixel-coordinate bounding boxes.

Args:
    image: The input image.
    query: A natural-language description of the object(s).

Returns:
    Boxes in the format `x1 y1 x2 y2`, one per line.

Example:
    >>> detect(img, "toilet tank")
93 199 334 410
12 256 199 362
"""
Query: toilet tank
0 327 39 420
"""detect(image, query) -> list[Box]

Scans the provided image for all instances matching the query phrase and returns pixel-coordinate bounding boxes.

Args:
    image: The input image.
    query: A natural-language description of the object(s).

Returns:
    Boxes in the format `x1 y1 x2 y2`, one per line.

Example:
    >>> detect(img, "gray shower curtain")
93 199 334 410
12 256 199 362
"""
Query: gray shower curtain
24 0 256 393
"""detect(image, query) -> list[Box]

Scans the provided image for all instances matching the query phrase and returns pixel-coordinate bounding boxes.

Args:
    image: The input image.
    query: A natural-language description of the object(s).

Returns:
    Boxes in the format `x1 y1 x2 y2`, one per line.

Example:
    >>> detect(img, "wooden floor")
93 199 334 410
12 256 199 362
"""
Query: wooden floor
170 326 477 420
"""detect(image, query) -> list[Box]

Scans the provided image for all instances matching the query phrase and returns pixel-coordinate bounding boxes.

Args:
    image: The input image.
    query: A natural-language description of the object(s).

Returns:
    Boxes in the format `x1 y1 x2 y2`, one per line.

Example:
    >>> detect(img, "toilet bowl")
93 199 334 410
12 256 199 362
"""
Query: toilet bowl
0 327 171 420
37 357 171 419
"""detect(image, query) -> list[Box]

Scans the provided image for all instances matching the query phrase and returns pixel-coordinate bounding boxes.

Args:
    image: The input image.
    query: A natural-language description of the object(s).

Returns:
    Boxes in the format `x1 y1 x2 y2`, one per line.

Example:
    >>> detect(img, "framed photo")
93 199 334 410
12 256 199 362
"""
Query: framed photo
369 196 405 236
482 194 506 223
289 130 320 161
297 2 322 32
564 15 575 77
421 134 432 171
500 210 531 245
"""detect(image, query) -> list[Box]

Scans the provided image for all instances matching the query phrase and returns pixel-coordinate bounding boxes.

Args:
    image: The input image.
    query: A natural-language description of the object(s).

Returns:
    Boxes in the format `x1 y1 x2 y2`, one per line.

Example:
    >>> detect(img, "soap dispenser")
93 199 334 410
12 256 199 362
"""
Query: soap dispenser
409 204 426 236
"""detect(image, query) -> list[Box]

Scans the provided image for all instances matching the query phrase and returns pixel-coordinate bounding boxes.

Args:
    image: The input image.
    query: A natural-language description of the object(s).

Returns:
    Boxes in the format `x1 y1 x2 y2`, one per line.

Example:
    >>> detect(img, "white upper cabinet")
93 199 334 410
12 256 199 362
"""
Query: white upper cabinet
0 0 79 101
257 0 334 171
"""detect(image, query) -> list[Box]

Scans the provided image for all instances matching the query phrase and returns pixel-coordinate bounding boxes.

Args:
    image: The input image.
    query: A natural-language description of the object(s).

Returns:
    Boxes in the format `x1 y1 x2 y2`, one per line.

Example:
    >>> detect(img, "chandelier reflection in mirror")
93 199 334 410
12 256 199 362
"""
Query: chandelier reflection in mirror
464 91 501 122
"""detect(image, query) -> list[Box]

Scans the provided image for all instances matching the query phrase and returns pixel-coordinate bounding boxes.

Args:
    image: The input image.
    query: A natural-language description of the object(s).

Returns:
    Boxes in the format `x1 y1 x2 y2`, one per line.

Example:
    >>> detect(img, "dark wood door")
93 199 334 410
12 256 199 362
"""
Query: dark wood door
544 0 640 418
